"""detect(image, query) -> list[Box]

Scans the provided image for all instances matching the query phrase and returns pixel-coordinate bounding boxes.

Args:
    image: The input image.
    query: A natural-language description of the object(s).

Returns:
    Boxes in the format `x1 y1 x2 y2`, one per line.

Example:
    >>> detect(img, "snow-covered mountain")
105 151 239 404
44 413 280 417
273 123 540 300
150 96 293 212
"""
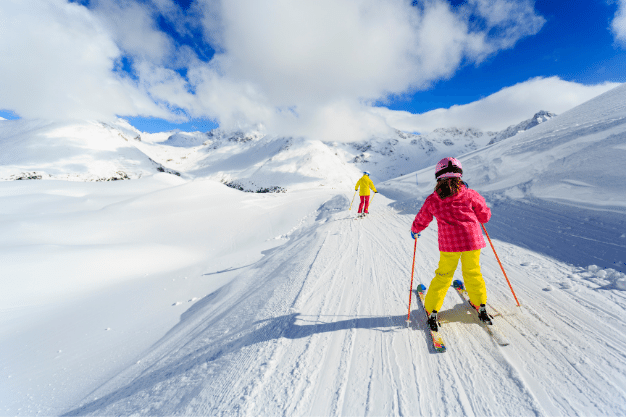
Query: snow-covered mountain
2 85 626 416
0 110 551 190
0 119 178 181
488 110 556 145
135 130 360 192
333 127 497 181
135 112 550 187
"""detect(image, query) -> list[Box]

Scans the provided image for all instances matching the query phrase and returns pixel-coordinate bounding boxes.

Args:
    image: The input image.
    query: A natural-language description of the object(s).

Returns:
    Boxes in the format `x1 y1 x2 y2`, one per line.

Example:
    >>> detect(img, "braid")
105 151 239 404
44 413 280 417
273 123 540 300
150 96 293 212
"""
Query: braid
435 178 462 199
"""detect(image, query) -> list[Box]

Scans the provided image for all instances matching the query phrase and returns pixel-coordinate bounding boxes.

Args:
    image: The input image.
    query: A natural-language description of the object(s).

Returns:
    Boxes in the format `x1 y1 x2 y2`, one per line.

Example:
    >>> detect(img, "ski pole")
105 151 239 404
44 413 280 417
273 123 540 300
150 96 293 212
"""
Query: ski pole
406 238 418 327
349 191 357 210
367 193 374 213
481 224 521 307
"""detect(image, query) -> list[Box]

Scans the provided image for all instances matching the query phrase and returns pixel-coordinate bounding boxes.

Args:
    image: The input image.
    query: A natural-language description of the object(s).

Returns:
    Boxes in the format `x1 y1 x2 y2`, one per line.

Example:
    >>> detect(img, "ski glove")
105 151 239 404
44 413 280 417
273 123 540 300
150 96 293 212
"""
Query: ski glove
411 231 421 239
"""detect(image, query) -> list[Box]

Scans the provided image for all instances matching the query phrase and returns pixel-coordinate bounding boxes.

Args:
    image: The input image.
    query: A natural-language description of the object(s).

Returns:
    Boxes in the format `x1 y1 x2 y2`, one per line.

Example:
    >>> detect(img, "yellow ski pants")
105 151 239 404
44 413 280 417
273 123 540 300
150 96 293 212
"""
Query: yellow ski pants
424 249 487 313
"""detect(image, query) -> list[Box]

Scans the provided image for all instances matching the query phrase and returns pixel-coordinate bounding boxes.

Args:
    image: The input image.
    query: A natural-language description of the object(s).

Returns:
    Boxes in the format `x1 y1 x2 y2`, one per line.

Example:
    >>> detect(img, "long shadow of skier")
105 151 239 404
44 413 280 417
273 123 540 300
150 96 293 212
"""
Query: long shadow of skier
63 312 436 415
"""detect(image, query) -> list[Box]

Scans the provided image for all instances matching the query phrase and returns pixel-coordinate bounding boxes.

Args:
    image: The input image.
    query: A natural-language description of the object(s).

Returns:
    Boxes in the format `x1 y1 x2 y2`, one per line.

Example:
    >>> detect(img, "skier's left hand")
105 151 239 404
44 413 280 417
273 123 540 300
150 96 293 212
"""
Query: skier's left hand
411 231 420 239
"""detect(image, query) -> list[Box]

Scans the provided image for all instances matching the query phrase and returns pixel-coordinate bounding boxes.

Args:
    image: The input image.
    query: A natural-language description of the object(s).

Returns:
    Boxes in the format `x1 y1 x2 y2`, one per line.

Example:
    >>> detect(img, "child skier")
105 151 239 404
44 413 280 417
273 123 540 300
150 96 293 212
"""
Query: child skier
355 171 377 216
410 157 492 331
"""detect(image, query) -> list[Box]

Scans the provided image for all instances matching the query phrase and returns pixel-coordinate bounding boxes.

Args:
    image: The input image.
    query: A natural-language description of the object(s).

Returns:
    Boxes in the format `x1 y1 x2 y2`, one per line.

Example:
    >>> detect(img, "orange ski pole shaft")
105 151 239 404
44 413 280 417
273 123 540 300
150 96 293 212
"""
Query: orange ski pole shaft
482 224 521 307
406 238 418 326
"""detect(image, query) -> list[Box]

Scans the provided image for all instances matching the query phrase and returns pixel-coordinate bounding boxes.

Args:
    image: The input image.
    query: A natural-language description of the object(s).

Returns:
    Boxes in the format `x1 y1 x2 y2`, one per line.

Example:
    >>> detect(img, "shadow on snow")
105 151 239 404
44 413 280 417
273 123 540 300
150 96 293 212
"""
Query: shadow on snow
64 308 461 415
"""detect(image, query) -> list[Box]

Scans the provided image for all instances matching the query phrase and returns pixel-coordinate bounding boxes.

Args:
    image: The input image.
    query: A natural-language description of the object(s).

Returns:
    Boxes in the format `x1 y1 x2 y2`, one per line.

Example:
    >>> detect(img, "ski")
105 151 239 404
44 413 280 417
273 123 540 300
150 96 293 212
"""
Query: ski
415 284 447 353
451 280 510 346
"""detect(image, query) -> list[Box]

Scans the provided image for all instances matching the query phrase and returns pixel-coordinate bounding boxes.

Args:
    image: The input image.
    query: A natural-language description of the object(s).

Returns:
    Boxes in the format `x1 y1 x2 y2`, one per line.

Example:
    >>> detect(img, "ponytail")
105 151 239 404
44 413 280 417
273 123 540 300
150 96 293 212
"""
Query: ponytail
435 177 463 199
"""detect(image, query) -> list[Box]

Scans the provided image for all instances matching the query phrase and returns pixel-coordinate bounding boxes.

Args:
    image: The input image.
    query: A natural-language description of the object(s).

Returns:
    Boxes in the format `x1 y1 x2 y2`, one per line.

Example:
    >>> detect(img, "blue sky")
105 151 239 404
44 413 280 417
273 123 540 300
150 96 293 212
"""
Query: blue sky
0 0 624 138
392 0 625 113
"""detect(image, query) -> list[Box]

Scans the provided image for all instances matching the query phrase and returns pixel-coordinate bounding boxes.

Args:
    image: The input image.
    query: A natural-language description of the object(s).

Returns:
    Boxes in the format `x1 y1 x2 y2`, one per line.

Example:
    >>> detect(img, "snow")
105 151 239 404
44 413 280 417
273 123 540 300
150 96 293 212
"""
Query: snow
0 119 177 181
2 83 626 415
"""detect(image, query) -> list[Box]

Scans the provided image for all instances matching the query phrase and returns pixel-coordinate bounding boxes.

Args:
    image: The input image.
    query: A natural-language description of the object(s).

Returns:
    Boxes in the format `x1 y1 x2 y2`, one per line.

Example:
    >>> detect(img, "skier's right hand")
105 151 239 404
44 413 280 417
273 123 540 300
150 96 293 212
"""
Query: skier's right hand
411 231 420 239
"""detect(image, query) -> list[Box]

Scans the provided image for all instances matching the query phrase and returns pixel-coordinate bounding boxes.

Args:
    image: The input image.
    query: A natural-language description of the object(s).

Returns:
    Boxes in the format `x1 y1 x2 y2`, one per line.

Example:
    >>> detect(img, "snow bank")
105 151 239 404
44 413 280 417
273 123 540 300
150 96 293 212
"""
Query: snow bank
0 174 340 415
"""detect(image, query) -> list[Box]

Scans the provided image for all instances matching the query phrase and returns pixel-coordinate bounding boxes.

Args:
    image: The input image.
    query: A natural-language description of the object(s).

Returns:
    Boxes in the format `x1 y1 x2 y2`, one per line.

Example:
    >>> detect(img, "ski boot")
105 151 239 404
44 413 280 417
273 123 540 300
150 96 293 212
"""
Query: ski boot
427 310 439 332
477 304 493 325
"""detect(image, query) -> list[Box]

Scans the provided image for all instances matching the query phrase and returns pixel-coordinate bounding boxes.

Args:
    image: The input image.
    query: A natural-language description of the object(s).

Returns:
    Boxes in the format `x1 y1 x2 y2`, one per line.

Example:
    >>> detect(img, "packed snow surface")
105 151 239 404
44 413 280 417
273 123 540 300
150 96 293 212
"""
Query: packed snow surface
1 84 626 415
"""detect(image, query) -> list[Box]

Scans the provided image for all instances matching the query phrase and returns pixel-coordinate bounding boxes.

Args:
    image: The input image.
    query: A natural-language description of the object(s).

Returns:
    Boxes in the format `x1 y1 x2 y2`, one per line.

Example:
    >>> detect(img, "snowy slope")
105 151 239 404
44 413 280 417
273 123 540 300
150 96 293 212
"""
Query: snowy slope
488 110 556 145
383 83 626 274
60 194 626 416
0 176 338 415
132 126 499 191
2 85 626 415
0 119 178 181
138 132 361 192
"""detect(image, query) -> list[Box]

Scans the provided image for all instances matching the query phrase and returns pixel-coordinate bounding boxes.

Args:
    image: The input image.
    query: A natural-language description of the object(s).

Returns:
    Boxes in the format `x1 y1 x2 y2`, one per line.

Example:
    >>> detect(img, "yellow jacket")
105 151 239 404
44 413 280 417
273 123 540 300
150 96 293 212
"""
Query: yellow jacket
355 175 377 196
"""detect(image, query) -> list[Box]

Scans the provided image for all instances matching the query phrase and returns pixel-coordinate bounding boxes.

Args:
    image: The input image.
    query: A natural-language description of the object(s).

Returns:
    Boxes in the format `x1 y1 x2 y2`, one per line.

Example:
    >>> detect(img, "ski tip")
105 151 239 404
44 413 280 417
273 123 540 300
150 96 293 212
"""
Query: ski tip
416 284 427 292
432 337 447 353
452 279 464 289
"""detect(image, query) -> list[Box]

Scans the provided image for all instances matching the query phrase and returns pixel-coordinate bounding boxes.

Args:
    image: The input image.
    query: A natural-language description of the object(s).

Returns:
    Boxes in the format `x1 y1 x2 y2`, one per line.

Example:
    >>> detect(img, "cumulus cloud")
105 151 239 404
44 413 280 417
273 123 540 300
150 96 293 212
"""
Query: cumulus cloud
186 0 547 140
89 0 174 65
0 0 171 120
612 0 626 43
373 77 622 132
0 0 549 140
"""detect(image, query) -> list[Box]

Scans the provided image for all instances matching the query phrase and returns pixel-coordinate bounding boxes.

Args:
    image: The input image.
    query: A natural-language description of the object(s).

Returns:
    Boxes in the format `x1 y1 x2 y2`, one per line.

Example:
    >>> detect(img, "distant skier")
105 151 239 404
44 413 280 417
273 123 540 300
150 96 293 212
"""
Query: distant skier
410 157 492 331
355 171 378 217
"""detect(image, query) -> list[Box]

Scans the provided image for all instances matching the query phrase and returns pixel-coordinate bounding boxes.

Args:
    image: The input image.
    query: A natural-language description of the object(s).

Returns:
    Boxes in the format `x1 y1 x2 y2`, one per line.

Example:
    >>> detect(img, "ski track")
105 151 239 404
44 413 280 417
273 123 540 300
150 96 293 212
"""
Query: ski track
65 198 626 416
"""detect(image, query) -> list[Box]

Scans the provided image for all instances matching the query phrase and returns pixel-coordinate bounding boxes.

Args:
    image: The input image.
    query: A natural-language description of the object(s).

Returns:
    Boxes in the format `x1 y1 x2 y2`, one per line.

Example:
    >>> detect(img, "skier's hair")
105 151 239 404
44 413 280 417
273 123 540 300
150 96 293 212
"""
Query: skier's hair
435 177 463 199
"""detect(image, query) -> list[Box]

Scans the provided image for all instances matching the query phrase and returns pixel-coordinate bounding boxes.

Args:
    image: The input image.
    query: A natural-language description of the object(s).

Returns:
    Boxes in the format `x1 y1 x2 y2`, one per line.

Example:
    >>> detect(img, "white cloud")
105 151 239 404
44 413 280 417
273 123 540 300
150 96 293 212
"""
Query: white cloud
373 77 622 133
209 0 545 102
89 0 174 65
185 0 546 140
0 0 170 120
0 0 548 140
612 0 626 43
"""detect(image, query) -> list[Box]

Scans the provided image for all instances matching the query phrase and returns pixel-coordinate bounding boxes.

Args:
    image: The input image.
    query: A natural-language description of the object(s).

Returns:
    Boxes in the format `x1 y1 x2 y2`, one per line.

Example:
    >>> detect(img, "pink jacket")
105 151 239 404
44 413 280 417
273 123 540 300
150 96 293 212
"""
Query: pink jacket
411 185 491 253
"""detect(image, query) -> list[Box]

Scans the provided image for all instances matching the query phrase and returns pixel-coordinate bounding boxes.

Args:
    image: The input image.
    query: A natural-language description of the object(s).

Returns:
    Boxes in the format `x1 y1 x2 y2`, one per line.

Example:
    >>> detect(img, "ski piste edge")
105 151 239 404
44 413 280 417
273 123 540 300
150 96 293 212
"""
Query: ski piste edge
451 280 510 346
415 284 447 353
